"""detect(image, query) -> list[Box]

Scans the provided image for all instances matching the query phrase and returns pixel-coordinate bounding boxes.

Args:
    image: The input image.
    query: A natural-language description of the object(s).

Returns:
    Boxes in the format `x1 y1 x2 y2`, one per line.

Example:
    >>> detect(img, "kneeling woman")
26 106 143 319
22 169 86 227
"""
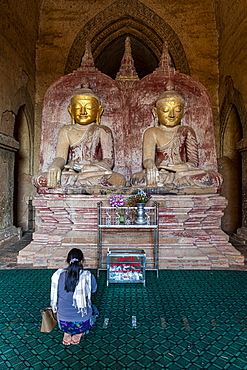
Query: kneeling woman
50 248 98 345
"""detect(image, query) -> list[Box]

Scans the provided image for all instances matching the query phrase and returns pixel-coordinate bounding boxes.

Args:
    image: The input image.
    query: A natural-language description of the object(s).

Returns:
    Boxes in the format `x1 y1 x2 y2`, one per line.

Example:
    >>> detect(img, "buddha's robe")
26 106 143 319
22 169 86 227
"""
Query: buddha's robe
132 125 222 188
67 123 114 170
34 123 125 188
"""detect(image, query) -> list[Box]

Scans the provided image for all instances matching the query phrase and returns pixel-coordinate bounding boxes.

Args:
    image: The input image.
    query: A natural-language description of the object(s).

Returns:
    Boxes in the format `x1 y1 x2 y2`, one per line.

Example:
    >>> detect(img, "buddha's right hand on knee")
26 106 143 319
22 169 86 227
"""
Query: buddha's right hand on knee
47 157 65 188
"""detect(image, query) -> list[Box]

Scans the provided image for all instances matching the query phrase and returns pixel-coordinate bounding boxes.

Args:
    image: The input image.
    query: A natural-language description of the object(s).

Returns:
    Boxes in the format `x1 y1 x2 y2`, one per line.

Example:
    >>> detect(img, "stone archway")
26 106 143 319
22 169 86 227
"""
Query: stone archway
219 76 247 236
64 0 190 77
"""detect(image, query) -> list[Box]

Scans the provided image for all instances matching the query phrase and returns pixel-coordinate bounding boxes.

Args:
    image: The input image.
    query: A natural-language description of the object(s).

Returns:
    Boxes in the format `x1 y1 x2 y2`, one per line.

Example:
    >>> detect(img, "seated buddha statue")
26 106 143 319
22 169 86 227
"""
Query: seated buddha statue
132 81 222 189
34 84 126 188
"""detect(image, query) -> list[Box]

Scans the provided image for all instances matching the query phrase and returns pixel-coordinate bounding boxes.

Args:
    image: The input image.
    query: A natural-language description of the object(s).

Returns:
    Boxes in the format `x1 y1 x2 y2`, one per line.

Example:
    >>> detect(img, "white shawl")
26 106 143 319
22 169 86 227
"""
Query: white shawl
50 268 92 317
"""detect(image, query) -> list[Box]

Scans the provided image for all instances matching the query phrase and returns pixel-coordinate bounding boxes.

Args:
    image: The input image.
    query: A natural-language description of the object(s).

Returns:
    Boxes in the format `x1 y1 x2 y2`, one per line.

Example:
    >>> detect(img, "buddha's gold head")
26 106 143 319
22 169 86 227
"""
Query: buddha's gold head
153 81 185 128
68 83 104 125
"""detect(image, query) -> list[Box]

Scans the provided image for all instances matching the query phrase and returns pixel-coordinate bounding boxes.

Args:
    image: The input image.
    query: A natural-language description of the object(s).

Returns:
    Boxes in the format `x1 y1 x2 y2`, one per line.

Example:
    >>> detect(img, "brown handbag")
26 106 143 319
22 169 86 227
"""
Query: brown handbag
40 307 57 333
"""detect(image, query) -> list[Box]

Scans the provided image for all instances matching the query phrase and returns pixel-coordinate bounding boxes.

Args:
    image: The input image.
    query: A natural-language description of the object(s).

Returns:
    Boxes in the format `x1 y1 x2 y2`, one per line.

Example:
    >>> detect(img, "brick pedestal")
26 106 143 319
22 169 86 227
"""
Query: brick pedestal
17 192 244 269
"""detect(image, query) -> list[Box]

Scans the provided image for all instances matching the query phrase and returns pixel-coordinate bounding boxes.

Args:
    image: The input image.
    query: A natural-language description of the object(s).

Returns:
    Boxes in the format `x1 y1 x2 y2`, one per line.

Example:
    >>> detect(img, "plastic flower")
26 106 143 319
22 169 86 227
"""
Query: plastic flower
108 194 125 208
126 189 152 207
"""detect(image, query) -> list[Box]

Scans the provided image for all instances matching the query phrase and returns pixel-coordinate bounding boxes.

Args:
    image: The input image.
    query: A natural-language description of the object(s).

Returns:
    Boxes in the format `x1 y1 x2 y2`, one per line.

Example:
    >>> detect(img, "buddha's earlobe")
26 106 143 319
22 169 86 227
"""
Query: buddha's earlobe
152 107 158 126
68 106 75 124
96 105 104 124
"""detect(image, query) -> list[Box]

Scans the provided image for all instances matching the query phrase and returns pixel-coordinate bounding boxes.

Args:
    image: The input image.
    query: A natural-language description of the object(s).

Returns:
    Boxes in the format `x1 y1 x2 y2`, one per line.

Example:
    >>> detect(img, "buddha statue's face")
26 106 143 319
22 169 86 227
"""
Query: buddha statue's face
155 97 184 128
68 95 103 125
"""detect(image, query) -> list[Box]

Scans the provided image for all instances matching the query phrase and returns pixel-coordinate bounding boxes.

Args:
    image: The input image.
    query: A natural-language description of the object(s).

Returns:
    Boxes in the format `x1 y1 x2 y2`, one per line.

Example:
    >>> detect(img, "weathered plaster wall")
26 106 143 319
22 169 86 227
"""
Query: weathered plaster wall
214 0 247 237
0 0 41 243
214 0 247 142
36 0 219 173
216 0 247 107
0 0 40 119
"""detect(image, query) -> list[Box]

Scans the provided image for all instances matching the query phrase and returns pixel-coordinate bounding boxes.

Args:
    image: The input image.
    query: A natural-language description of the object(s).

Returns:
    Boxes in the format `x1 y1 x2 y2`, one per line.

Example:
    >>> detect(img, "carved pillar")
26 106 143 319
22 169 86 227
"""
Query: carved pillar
0 133 19 248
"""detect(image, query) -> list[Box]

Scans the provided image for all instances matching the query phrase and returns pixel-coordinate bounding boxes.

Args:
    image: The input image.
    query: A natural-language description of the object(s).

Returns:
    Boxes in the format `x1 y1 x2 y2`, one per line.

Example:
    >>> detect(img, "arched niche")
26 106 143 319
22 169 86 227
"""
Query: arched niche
219 77 246 235
64 0 190 78
12 87 35 232
13 105 34 231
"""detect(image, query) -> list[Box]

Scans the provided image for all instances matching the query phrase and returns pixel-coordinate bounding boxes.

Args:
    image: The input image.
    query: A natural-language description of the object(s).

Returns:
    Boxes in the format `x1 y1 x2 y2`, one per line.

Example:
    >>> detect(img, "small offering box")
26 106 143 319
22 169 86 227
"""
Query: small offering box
107 249 146 286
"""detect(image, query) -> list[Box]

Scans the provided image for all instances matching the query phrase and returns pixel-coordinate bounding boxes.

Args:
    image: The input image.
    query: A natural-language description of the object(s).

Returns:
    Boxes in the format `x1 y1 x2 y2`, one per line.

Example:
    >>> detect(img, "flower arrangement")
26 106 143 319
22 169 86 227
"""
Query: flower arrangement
126 189 152 207
108 194 125 208
108 194 125 223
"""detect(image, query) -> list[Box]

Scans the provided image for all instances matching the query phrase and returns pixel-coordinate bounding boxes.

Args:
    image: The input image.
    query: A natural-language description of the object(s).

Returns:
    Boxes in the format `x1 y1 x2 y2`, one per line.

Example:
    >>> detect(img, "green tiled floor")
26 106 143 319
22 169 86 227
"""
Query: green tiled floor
1 269 247 369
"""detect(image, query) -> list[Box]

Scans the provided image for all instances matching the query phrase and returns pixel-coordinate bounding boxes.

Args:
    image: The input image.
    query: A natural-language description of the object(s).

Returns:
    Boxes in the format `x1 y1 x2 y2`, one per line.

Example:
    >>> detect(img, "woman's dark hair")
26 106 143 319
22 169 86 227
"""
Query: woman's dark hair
64 248 84 292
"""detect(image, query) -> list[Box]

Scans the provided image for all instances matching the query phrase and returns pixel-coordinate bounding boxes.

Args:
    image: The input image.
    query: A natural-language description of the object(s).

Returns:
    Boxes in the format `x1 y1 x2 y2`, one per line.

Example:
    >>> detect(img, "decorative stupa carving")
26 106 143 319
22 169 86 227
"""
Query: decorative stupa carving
115 36 139 95
155 41 175 73
76 41 97 72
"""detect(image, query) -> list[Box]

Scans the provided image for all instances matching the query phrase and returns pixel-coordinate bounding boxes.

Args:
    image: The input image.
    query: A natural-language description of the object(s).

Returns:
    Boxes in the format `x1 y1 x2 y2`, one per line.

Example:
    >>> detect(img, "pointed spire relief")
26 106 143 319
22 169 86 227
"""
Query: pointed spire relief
77 41 97 72
156 41 175 73
116 37 139 81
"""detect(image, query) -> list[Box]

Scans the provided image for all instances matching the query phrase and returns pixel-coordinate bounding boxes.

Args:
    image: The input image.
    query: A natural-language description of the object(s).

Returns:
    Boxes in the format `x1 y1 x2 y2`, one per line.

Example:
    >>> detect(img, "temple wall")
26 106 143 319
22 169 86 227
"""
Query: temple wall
214 0 247 238
216 0 247 111
0 1 41 246
214 0 247 152
0 1 40 119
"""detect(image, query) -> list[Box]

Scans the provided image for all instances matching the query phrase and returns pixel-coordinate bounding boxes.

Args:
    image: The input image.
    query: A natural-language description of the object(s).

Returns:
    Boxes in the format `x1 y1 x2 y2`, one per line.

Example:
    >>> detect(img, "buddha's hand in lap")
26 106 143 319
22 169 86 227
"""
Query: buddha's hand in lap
82 164 106 173
160 163 191 173
80 161 112 175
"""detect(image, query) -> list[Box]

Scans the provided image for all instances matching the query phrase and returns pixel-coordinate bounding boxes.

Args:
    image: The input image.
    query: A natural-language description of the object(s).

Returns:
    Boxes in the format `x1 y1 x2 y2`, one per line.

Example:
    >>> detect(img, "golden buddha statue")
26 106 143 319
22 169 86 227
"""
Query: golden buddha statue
34 84 126 188
132 81 222 189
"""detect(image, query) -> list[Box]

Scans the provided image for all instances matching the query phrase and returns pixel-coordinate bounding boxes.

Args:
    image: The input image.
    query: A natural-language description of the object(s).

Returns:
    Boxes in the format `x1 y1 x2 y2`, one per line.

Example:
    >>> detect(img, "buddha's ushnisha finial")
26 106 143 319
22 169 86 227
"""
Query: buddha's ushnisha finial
166 79 174 91
81 77 90 89
156 78 184 105
116 37 139 81
78 41 96 71
72 78 100 103
156 41 175 73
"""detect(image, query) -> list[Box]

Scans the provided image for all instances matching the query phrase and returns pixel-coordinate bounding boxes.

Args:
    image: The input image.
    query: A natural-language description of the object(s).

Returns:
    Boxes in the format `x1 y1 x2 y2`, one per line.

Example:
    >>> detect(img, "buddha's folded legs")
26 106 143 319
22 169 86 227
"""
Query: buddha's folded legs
33 169 126 188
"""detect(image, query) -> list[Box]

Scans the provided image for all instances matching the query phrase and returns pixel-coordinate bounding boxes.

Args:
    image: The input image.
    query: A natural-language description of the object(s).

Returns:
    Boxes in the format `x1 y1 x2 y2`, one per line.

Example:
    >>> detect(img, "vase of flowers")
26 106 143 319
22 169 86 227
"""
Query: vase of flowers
135 203 148 225
108 194 125 224
126 189 152 225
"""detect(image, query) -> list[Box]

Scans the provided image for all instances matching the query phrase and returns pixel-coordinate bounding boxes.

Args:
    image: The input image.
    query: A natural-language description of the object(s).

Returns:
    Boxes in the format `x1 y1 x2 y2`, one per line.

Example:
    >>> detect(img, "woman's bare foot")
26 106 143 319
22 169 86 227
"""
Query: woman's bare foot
71 333 85 345
62 332 72 345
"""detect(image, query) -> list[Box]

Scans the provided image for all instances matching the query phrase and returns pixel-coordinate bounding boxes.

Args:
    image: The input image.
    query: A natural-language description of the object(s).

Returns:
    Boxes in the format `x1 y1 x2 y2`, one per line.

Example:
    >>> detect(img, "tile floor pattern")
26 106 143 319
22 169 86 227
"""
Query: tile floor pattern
1 269 247 369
